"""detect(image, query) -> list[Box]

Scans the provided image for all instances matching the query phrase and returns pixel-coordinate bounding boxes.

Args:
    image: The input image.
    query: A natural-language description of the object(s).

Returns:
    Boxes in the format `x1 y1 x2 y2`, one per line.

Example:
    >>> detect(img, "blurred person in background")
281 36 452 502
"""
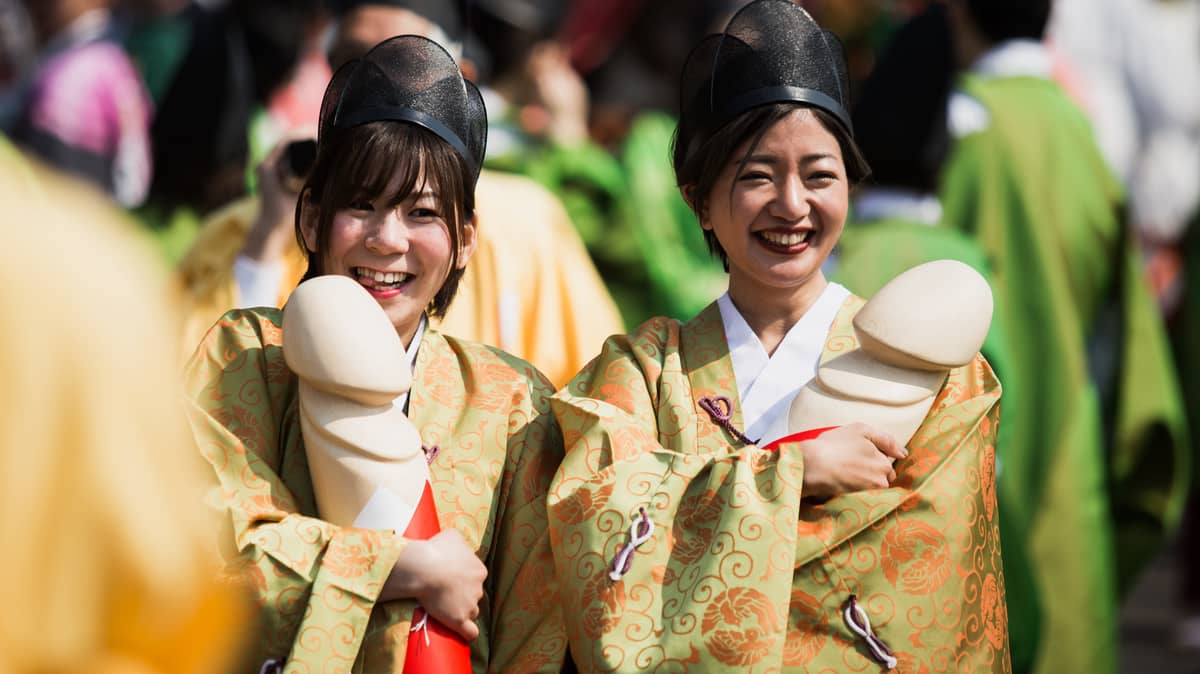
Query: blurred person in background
0 0 34 95
133 0 325 261
174 0 622 388
1049 0 1200 650
940 0 1189 671
0 137 246 674
479 0 729 327
2 0 152 208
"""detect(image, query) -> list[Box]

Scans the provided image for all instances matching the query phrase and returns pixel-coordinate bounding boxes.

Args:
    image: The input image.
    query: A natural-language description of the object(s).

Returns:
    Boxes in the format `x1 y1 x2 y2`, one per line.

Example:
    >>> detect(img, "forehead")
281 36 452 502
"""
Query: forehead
741 108 843 161
338 7 434 49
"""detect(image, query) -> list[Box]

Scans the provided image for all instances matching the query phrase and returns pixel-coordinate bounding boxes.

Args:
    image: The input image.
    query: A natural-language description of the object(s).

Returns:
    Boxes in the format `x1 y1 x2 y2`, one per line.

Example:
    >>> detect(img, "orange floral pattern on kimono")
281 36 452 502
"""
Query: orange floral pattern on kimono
185 308 567 672
549 299 1010 673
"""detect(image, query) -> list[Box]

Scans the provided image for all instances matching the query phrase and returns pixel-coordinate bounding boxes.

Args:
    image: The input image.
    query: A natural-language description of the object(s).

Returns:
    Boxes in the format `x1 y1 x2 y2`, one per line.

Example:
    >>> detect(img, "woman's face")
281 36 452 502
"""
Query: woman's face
701 108 849 302
302 170 476 344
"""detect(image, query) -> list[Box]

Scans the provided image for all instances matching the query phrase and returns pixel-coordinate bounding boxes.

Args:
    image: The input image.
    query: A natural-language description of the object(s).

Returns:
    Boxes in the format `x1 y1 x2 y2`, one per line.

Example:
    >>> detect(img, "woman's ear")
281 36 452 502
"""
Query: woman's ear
455 210 480 271
298 190 320 253
681 185 712 231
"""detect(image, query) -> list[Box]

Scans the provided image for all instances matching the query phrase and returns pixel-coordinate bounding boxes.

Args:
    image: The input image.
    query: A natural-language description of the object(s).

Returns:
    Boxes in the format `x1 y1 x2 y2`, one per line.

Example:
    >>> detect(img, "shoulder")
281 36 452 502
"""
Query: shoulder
434 331 557 404
597 315 682 370
178 195 261 282
561 316 680 397
187 307 286 373
184 308 294 405
474 169 573 239
951 351 1003 401
475 169 565 218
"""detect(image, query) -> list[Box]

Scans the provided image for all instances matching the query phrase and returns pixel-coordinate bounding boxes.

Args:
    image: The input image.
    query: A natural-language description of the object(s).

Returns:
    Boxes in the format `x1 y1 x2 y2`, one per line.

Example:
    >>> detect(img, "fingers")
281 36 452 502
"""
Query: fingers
454 617 480 641
853 423 906 460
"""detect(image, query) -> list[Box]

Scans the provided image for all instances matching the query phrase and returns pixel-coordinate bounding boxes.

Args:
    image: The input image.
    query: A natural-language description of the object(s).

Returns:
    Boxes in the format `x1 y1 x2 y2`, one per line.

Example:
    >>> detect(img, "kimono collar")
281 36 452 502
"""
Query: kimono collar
852 188 942 226
971 39 1052 80
716 282 851 446
395 315 427 413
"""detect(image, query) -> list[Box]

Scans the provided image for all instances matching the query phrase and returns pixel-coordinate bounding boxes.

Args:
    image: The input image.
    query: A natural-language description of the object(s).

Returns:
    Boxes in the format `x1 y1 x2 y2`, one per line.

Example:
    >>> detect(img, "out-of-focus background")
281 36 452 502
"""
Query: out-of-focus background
0 0 1196 672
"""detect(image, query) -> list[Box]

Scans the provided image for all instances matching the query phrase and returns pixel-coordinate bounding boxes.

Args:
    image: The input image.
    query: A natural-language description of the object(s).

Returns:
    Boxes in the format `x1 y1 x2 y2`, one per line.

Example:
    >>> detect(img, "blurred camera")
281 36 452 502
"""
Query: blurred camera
278 138 317 192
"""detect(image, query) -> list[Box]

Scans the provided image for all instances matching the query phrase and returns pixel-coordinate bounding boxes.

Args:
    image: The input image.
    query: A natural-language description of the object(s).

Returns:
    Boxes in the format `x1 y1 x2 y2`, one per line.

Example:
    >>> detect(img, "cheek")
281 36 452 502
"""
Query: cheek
412 226 456 267
325 218 363 258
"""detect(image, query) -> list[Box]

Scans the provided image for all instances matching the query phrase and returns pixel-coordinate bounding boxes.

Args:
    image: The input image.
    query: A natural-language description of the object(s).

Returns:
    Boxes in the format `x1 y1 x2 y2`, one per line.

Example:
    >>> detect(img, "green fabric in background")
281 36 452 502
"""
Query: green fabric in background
939 73 1189 674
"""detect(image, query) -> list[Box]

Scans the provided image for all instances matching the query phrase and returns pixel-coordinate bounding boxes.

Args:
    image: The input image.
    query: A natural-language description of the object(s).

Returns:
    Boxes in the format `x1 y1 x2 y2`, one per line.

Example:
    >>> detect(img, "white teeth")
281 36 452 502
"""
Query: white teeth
355 268 409 284
760 230 811 246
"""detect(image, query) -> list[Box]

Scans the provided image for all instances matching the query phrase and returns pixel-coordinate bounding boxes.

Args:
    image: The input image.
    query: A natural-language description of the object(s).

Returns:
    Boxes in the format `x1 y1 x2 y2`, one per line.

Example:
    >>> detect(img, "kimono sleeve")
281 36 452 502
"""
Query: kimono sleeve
549 327 676 483
184 309 405 670
485 367 569 672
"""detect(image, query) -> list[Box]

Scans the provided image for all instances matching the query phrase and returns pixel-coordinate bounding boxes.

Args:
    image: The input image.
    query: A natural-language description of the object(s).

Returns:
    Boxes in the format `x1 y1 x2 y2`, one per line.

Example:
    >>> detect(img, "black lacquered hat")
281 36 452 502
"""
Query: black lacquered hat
318 35 488 185
677 0 853 165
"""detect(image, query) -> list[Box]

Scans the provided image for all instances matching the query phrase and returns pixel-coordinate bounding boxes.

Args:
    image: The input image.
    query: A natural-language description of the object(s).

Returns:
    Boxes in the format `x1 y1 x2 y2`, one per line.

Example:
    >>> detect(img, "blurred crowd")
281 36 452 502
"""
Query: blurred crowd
0 0 1197 672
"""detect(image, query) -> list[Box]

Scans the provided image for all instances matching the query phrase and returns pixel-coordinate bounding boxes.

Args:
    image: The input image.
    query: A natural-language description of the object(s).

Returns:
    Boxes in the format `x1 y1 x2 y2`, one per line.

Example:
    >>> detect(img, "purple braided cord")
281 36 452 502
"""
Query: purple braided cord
697 395 758 445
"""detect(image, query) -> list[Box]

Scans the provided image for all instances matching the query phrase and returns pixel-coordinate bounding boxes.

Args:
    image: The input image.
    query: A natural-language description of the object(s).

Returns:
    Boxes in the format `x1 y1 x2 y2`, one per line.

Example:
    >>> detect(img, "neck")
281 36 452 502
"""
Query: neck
395 316 424 352
728 272 829 356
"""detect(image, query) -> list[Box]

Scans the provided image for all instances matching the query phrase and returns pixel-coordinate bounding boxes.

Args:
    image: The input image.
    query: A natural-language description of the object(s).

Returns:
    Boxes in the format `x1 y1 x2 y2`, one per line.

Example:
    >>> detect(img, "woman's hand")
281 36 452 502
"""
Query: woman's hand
797 423 907 499
240 131 315 263
381 529 488 640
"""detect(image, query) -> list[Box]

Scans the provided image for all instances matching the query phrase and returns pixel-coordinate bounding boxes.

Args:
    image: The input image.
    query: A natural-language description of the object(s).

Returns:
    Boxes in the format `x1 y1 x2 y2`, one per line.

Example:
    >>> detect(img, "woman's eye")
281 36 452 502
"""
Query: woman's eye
348 200 374 212
410 208 440 219
808 172 838 185
738 171 771 183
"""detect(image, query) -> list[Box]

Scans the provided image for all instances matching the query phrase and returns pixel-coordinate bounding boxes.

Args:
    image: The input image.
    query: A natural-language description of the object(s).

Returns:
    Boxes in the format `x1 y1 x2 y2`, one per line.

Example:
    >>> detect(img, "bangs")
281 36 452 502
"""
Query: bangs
322 122 447 212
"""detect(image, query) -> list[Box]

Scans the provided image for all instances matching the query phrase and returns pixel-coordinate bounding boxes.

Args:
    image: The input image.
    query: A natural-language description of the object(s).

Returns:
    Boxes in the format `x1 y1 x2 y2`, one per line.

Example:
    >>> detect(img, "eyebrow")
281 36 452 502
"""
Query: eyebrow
734 153 838 166
387 189 440 207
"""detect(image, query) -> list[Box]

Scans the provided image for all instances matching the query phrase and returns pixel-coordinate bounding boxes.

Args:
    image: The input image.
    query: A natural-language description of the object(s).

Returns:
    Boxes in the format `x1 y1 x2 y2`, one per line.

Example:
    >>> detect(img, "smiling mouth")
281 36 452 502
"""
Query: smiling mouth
756 229 814 250
352 267 413 291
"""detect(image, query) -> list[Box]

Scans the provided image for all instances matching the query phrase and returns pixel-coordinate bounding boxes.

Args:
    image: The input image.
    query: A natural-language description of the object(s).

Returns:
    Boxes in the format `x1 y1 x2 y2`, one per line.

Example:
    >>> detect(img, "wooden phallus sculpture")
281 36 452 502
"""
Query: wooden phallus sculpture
282 275 471 673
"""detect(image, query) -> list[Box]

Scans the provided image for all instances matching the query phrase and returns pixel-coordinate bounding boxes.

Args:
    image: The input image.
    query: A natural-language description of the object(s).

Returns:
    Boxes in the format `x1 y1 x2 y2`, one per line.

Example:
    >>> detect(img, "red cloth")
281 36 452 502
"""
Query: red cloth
400 482 472 674
761 426 839 452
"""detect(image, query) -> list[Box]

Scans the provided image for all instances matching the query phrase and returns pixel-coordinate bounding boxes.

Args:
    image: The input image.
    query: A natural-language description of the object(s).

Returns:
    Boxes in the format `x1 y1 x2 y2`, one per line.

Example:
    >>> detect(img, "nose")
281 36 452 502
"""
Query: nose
769 173 811 222
365 208 411 255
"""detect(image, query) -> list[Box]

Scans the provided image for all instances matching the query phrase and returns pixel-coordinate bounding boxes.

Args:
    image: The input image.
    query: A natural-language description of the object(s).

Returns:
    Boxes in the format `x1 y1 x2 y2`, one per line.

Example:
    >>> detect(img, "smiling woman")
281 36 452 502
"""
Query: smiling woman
296 119 477 342
185 35 567 673
548 1 1009 671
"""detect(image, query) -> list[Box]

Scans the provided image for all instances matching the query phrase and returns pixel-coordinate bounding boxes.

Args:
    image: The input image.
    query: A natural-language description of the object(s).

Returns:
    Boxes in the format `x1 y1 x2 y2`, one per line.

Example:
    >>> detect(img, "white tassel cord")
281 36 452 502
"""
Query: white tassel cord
609 507 655 581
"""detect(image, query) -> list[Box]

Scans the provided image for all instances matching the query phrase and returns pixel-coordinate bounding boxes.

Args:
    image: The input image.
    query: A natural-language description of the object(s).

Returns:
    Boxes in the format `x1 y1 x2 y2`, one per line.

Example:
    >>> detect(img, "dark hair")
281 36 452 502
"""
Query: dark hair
295 120 475 318
672 102 871 268
964 0 1051 43
852 4 952 192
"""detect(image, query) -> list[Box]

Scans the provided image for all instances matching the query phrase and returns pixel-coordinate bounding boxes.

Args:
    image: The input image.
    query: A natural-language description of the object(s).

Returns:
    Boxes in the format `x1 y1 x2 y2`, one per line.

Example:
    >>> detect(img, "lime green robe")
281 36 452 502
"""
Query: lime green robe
549 299 1010 672
185 309 567 672
834 217 1040 672
940 74 1189 674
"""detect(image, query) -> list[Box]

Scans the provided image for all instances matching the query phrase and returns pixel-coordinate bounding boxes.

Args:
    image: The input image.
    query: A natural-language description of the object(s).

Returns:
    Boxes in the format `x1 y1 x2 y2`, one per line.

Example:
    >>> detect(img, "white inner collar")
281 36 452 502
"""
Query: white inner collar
971 39 1052 80
395 315 427 413
852 188 942 226
717 282 850 445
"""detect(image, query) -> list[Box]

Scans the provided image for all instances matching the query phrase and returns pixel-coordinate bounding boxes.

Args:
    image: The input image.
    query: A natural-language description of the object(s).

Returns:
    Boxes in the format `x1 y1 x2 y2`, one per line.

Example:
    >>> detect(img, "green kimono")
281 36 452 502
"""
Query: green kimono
185 309 567 672
549 299 1010 672
940 73 1190 674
